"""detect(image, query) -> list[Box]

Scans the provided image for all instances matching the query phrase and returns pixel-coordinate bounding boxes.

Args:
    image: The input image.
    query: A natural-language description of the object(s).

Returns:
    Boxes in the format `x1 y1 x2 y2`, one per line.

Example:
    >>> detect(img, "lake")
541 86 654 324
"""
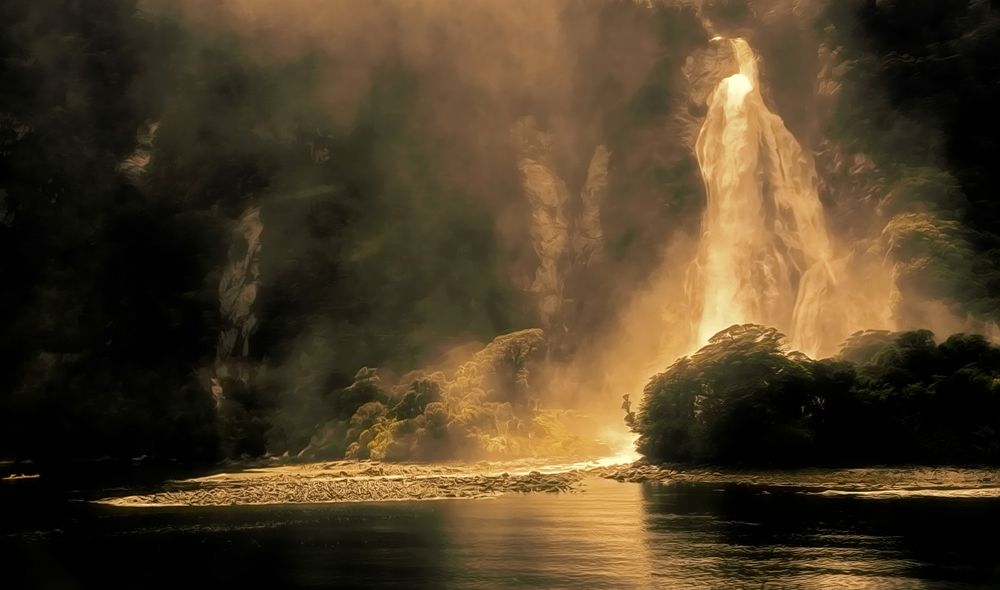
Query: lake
4 470 1000 588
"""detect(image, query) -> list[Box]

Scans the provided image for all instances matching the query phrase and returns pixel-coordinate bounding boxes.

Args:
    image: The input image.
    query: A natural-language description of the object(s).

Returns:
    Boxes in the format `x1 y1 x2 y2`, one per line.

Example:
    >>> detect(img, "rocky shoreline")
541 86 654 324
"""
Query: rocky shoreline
95 460 1000 507
595 463 1000 498
96 460 590 507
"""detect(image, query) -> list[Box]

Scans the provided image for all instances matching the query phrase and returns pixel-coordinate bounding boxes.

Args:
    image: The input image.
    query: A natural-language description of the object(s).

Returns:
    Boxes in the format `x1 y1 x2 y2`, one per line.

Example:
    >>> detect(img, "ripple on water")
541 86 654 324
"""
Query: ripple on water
9 469 1000 588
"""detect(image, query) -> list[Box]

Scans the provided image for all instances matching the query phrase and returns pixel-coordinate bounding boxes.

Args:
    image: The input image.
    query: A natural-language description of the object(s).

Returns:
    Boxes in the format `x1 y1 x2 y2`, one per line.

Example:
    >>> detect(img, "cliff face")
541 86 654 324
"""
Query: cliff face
512 117 571 333
216 206 263 390
511 117 613 355
806 2 997 338
118 121 159 186
573 145 610 269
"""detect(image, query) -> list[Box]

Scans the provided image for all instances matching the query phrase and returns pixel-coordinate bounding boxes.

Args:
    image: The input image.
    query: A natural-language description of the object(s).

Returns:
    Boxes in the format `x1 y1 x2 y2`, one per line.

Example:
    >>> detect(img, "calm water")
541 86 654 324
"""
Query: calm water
5 477 1000 589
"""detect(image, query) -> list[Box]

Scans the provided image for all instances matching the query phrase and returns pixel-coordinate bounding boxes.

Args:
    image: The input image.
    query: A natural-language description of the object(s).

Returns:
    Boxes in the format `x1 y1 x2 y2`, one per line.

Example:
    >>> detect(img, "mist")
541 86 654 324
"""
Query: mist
2 0 1000 465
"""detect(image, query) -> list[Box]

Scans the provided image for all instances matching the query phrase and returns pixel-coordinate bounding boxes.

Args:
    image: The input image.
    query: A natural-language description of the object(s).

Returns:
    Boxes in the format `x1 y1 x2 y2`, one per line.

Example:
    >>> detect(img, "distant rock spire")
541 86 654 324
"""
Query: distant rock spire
118 120 159 185
511 117 571 330
216 206 262 386
574 144 610 268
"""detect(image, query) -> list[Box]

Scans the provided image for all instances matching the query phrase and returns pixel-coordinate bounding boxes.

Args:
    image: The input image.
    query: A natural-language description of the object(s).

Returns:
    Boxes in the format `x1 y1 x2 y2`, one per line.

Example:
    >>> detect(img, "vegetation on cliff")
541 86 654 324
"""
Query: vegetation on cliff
213 329 605 462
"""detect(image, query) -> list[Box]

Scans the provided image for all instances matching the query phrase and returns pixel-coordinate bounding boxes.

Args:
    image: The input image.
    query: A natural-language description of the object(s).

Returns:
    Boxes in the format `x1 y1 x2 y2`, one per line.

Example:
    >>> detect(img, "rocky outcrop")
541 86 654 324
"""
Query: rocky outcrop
573 145 610 268
118 120 159 185
511 117 571 331
216 206 263 389
511 117 612 341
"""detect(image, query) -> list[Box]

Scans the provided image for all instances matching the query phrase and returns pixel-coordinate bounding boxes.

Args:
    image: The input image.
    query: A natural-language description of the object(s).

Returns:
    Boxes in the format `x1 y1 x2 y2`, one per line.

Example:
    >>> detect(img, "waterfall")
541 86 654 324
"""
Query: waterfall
688 38 836 357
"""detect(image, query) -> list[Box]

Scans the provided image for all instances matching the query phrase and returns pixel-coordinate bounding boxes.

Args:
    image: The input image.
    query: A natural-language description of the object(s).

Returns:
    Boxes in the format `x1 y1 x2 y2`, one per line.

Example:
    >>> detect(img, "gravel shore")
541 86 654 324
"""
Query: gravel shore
96 460 591 507
96 460 1000 507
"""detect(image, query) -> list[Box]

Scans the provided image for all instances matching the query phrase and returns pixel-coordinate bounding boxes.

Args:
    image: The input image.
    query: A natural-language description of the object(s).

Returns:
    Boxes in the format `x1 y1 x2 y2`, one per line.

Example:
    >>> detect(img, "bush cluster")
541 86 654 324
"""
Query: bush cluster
634 324 1000 466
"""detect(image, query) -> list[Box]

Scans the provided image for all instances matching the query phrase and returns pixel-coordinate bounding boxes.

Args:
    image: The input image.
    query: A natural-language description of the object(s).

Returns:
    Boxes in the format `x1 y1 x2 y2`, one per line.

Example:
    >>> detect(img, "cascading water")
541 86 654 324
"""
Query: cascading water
688 37 837 357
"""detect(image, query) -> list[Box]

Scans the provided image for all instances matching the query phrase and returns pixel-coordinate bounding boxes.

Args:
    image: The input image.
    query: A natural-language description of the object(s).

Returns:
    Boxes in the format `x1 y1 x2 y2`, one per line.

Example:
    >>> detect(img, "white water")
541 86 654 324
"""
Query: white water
688 38 837 357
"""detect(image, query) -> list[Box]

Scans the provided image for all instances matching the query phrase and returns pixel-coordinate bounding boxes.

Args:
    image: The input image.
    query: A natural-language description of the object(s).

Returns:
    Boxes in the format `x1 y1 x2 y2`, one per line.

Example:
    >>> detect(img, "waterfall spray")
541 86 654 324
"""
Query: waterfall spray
688 38 837 357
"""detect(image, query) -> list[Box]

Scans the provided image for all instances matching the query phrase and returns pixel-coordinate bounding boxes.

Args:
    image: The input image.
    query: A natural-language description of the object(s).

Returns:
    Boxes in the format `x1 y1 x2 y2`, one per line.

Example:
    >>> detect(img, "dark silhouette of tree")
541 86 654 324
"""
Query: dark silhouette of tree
634 324 1000 467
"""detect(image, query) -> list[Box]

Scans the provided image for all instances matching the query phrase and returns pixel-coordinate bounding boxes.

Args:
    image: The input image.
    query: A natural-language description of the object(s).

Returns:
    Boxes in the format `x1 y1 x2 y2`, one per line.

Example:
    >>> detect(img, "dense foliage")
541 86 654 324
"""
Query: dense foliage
290 329 604 461
634 324 1000 466
819 0 1000 321
211 328 606 462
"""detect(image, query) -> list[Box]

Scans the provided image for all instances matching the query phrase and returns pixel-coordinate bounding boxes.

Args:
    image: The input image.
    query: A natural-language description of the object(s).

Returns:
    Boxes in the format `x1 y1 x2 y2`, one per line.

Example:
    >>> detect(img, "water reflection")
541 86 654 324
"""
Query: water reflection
640 483 914 588
639 482 1000 589
440 479 654 588
5 477 1000 588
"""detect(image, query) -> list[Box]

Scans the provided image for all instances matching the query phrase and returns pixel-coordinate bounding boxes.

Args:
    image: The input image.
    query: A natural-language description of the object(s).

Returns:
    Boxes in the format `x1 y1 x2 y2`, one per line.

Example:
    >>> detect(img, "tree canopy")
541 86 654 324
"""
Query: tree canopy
634 324 1000 466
